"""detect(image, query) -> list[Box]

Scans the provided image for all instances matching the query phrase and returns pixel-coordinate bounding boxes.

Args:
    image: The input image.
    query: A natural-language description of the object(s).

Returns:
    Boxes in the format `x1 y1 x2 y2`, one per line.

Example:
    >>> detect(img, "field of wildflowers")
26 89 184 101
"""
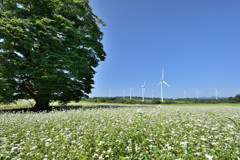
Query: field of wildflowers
1 105 240 159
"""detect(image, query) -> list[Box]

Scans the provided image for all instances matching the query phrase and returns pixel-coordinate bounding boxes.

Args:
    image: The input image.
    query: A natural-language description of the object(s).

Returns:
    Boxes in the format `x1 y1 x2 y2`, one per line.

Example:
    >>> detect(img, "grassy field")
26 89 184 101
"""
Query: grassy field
1 99 240 110
160 103 240 106
1 105 240 159
0 100 157 110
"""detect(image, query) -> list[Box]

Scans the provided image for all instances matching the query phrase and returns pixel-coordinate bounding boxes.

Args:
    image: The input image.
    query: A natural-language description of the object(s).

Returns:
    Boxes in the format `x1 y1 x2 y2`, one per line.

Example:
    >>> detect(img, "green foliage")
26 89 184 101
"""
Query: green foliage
0 0 106 109
163 99 176 104
227 117 240 132
87 97 162 105
151 98 162 104
227 94 240 103
175 98 228 104
85 97 229 105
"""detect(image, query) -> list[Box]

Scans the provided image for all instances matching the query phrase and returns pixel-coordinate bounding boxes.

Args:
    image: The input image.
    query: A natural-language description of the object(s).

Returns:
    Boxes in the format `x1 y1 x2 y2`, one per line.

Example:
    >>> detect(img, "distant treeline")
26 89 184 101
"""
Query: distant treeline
86 97 162 104
85 94 240 104
227 94 240 103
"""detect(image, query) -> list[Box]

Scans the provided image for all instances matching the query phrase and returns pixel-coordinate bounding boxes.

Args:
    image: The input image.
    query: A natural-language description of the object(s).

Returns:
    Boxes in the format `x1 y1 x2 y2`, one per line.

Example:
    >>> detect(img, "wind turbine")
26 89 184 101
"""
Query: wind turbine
215 88 220 100
196 88 200 99
184 90 187 98
109 89 112 98
157 69 170 103
152 90 154 99
123 88 126 99
130 84 133 99
142 80 146 102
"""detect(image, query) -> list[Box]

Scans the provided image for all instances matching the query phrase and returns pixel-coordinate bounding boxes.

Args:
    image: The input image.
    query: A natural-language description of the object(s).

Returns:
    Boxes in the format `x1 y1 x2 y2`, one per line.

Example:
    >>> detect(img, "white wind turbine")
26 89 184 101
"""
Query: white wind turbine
184 90 187 98
142 80 146 102
152 90 154 99
157 69 170 103
215 88 220 100
109 89 112 97
130 84 133 99
196 88 200 99
123 88 126 99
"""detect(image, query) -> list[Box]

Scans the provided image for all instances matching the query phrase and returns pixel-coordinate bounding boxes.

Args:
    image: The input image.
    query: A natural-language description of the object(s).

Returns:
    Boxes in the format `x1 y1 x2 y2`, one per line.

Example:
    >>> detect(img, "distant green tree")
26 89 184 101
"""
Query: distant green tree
163 99 175 104
0 0 106 109
227 97 233 103
151 99 162 104
228 94 240 103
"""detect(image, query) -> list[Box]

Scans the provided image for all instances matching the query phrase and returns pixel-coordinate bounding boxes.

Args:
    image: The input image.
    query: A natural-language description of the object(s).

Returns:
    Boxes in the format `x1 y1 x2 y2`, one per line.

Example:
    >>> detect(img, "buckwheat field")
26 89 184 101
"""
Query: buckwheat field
1 105 240 159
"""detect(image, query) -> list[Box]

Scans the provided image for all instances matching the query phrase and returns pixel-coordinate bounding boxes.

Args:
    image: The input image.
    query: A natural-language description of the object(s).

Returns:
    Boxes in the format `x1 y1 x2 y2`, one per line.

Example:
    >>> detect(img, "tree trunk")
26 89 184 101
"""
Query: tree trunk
34 98 50 110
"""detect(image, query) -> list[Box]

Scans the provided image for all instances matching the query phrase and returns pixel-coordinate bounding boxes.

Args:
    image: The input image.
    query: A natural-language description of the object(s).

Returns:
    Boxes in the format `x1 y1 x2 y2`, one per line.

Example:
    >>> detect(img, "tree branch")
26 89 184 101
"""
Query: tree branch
20 81 38 100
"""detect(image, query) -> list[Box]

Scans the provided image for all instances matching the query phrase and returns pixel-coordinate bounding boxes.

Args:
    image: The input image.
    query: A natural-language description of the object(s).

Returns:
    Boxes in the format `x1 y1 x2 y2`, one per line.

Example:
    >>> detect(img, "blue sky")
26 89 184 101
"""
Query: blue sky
89 0 240 98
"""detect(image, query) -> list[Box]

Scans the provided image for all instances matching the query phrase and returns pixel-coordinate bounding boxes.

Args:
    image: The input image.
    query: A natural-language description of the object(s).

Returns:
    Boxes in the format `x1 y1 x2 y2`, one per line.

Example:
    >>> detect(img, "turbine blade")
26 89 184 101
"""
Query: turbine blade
157 81 161 86
163 81 170 87
162 68 164 79
216 89 220 95
196 88 199 93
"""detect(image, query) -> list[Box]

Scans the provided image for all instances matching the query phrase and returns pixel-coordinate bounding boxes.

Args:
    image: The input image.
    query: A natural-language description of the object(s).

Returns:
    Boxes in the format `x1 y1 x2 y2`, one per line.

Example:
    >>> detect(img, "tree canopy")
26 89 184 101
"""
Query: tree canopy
0 0 106 109
227 94 240 103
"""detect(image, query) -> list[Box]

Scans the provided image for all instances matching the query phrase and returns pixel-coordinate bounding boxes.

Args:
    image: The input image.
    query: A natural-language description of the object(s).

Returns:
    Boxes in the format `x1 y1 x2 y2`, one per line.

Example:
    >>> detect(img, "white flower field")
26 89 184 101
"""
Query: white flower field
0 105 240 159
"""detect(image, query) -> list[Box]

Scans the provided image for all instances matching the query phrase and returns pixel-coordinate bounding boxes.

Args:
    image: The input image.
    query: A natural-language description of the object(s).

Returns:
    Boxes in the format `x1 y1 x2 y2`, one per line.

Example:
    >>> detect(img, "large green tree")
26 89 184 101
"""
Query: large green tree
0 0 106 109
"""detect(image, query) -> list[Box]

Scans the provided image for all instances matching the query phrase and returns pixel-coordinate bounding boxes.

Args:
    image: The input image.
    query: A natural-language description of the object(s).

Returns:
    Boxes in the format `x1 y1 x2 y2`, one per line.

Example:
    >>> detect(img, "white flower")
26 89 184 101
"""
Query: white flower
205 154 213 160
194 152 201 156
31 146 38 150
46 138 52 142
45 142 50 147
98 141 105 146
180 141 188 147
201 137 207 141
146 138 153 142
157 105 162 108
71 140 76 144
126 146 131 151
11 147 18 153
227 124 234 128
211 142 218 146
137 109 143 113
211 127 217 131
168 146 173 150
99 154 104 160
1 137 6 141
93 153 98 157
226 137 233 141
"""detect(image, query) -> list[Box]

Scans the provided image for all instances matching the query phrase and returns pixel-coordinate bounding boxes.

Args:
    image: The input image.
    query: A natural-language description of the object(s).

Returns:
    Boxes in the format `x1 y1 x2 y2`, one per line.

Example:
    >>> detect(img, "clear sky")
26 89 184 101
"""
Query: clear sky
89 0 240 98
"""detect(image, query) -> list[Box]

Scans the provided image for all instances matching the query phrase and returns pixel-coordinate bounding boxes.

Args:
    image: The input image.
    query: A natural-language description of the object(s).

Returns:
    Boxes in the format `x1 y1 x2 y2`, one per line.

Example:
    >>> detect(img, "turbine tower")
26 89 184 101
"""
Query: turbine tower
184 90 187 98
196 88 200 99
123 88 126 99
152 90 154 99
109 89 112 98
130 84 133 99
215 88 220 100
157 69 170 103
142 80 146 102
